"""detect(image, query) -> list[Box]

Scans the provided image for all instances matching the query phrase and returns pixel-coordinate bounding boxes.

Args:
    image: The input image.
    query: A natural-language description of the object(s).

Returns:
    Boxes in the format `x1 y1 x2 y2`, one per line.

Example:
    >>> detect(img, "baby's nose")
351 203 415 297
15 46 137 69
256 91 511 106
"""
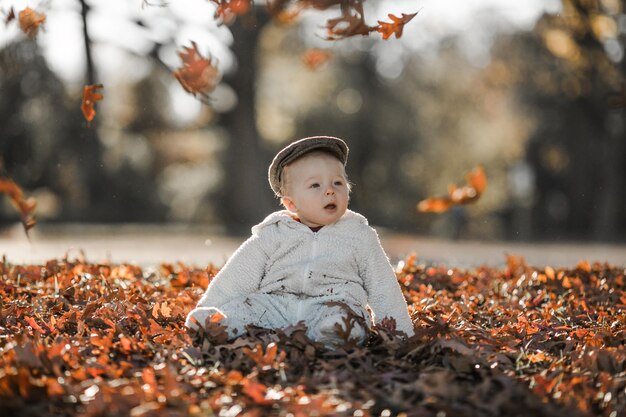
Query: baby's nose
325 187 335 195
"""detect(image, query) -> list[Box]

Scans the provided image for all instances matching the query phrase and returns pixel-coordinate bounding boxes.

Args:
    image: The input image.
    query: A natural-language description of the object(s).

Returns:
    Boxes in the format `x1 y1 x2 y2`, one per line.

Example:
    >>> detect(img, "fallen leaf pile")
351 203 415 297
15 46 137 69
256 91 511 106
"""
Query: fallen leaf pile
0 254 624 416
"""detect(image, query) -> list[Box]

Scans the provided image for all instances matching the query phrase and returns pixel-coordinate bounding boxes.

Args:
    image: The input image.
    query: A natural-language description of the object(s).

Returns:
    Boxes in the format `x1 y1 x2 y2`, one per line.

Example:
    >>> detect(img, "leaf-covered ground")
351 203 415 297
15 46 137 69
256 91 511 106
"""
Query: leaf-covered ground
0 254 624 417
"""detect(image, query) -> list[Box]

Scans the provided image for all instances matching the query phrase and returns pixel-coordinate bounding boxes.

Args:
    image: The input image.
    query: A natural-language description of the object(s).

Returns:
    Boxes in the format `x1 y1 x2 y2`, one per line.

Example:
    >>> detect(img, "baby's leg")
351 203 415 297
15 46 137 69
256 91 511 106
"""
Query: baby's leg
186 293 292 338
304 301 369 347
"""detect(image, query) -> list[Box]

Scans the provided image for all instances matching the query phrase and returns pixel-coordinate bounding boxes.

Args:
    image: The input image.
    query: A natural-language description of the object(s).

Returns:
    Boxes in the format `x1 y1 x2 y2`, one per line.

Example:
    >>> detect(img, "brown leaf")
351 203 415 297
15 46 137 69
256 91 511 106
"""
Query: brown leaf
4 7 15 25
325 6 375 40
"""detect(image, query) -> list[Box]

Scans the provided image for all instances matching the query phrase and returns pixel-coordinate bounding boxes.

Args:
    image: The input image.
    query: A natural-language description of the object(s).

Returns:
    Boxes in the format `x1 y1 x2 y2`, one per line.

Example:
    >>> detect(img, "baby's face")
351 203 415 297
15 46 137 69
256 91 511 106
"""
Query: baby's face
281 152 349 228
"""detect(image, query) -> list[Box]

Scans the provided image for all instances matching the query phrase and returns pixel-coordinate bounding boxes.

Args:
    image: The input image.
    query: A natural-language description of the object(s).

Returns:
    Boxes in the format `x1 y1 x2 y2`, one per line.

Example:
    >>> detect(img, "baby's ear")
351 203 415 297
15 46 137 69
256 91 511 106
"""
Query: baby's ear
281 196 297 213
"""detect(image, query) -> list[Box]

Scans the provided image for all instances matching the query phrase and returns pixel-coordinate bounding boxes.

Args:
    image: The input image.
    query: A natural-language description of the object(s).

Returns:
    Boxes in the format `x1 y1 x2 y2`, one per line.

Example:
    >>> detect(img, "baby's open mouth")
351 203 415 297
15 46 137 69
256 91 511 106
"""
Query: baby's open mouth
324 203 337 210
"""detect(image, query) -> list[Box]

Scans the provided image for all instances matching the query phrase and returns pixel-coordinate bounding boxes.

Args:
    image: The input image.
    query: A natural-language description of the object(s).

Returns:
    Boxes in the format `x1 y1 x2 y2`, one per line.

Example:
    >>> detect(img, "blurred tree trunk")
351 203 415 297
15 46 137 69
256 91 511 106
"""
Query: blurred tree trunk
218 12 274 232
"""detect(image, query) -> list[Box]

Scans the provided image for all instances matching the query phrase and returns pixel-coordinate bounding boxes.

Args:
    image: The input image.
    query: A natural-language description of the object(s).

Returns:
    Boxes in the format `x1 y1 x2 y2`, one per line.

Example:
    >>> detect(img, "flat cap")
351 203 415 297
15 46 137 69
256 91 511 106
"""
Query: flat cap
268 136 349 196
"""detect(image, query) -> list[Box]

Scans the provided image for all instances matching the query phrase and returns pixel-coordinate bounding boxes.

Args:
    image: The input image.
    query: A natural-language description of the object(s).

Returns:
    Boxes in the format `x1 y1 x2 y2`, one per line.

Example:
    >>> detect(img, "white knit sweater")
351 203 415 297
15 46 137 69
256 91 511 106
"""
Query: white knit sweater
188 210 414 336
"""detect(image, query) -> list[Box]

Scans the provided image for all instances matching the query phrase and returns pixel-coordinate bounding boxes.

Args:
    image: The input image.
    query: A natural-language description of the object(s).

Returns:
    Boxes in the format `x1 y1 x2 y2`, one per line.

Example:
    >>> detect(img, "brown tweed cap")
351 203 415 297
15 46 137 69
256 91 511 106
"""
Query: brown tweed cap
268 136 349 196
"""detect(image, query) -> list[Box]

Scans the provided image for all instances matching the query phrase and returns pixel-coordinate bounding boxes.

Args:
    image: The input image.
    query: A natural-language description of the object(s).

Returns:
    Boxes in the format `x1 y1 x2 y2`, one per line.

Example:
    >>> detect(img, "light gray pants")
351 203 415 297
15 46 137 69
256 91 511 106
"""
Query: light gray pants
186 293 368 346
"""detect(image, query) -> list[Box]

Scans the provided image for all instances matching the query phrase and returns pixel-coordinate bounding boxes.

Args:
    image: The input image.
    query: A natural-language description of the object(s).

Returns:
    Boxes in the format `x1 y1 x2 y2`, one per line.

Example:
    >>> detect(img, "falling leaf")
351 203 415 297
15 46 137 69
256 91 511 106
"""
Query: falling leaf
376 12 417 40
0 176 36 234
210 0 252 23
325 4 375 40
417 165 488 213
4 7 15 26
81 84 104 124
302 48 333 70
173 42 220 97
18 7 46 38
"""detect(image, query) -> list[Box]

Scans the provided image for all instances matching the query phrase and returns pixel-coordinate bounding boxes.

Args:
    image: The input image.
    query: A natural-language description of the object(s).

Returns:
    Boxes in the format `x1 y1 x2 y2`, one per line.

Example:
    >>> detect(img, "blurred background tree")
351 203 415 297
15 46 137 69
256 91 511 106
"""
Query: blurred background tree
488 0 626 241
0 0 624 242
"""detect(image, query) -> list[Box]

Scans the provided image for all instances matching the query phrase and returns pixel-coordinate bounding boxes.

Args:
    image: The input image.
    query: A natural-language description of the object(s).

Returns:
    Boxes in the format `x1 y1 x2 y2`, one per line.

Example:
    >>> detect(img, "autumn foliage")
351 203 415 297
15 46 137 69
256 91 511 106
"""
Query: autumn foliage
418 166 488 213
173 42 221 98
0 253 624 416
0 176 36 234
80 84 104 125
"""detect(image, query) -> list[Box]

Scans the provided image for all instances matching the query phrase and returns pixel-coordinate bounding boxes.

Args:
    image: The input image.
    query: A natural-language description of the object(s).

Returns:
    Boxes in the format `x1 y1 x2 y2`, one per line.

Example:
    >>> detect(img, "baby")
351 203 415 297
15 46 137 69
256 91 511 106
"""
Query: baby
185 136 414 345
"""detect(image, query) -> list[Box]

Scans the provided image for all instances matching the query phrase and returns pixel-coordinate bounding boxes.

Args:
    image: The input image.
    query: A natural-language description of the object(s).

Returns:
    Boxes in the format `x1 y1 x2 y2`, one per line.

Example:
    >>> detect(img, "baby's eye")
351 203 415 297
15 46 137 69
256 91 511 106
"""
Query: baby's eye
310 183 320 188
334 181 344 186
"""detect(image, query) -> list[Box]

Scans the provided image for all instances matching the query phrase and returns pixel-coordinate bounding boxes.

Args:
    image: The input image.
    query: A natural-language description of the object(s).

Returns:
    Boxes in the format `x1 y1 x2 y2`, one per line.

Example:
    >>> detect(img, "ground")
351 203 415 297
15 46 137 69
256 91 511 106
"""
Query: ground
0 243 624 416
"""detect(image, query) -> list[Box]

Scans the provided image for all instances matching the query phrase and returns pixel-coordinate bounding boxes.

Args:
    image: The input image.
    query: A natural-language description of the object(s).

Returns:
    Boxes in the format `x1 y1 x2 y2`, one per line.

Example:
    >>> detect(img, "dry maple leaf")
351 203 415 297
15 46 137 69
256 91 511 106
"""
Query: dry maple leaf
18 7 46 39
0 176 37 235
417 165 487 213
376 12 417 40
81 84 104 124
173 42 220 97
302 48 333 70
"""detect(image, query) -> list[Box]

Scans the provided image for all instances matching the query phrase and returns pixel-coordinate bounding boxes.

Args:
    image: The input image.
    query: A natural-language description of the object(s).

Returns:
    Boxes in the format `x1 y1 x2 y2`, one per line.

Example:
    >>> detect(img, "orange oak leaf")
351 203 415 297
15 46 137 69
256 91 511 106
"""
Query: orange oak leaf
377 12 417 40
417 165 487 213
18 7 46 38
173 42 220 97
81 84 104 124
302 48 333 70
0 176 36 234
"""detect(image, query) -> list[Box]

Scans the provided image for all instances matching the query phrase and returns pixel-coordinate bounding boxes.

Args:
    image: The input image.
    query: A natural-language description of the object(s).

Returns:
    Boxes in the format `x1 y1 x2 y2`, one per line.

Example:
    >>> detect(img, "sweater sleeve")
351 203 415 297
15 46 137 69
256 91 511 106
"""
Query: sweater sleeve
195 231 270 309
359 226 414 336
